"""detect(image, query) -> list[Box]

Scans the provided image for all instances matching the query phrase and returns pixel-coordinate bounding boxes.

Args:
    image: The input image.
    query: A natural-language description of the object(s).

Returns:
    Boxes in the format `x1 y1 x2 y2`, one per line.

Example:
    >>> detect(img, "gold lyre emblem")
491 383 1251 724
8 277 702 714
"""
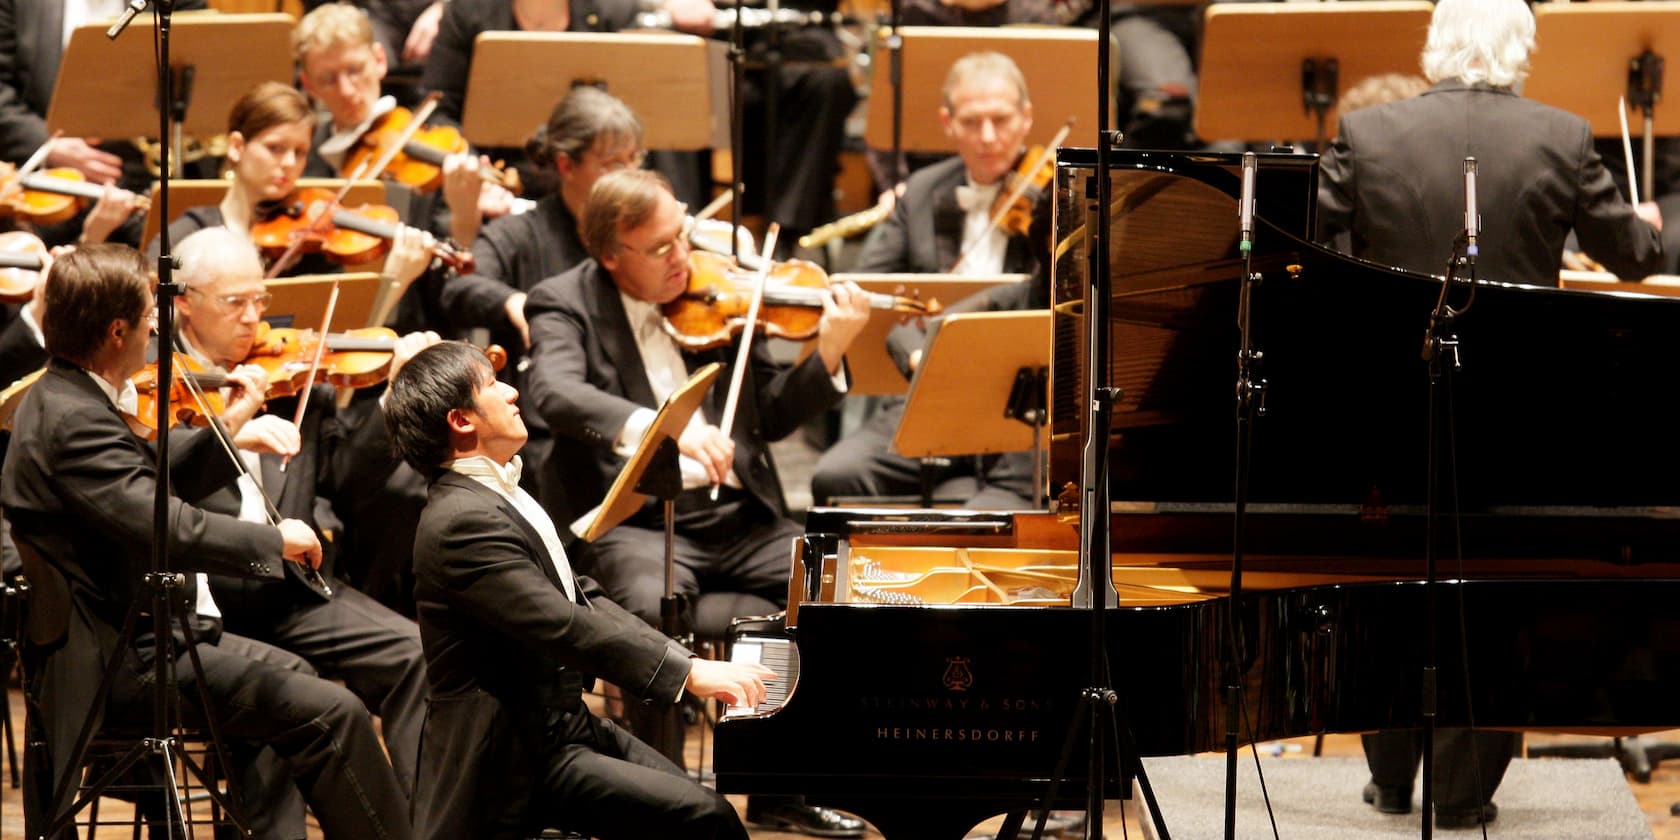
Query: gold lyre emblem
942 656 974 692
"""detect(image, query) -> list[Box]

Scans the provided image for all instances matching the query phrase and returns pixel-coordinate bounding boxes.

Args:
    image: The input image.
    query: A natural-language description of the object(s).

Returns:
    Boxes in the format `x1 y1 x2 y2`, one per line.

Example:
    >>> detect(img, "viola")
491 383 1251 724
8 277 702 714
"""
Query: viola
0 161 150 226
344 106 522 196
0 231 49 304
248 187 475 273
248 325 507 390
663 250 940 351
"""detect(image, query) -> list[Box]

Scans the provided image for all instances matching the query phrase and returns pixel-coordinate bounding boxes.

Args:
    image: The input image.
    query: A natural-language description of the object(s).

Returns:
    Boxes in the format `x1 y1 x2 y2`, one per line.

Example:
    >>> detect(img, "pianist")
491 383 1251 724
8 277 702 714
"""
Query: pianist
385 340 771 840
1316 0 1663 828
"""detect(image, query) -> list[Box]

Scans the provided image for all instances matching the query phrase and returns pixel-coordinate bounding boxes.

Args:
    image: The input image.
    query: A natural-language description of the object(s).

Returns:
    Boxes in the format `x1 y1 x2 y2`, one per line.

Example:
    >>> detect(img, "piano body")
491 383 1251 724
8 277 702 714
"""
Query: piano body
713 149 1680 840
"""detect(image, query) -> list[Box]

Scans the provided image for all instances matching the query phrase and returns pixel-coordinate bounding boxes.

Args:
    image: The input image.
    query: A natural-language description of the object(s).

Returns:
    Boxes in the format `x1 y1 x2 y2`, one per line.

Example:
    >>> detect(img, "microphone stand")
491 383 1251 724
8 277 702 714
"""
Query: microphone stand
1414 157 1479 840
1222 151 1264 839
1627 50 1663 206
47 3 251 836
729 3 747 261
887 0 904 190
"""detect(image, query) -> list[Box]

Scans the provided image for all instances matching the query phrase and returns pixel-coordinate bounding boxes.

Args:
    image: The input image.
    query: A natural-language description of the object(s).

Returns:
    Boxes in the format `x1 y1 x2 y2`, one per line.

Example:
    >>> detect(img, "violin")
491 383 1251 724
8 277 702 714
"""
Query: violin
127 355 230 439
950 117 1073 273
0 161 150 226
248 324 507 390
344 106 522 196
662 250 941 351
0 231 49 304
248 187 475 273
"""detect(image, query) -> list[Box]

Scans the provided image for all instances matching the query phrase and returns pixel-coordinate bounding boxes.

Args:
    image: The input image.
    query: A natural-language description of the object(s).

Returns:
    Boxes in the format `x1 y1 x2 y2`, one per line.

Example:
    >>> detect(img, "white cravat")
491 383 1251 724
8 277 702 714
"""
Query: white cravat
953 179 1008 277
316 95 399 171
616 292 742 490
87 369 222 618
447 455 579 603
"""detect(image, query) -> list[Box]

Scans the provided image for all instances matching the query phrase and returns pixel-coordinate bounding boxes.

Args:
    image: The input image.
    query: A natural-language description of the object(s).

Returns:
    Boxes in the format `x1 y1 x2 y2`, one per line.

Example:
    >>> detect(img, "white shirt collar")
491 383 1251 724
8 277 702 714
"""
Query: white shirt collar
84 369 139 417
445 454 524 495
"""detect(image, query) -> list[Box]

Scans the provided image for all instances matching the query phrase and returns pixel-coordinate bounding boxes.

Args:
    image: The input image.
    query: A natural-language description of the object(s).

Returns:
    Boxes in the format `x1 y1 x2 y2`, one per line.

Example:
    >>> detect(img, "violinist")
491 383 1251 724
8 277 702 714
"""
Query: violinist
813 51 1042 508
157 83 437 313
294 2 514 248
523 169 870 839
170 226 430 797
0 243 413 840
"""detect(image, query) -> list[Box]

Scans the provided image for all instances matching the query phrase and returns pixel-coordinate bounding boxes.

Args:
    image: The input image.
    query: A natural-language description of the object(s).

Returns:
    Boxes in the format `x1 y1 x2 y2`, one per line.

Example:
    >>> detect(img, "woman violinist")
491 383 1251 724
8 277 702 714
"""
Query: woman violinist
155 82 437 320
294 3 516 248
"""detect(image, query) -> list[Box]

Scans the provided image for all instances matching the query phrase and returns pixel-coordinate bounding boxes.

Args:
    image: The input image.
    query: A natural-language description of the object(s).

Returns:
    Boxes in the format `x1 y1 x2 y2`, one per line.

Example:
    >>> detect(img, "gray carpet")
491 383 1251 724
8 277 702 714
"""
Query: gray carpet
1136 756 1651 840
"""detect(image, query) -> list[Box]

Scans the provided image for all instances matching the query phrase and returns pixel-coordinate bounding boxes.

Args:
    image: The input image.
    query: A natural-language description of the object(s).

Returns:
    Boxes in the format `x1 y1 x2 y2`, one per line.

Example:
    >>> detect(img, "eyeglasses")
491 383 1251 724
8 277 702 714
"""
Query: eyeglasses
307 59 376 90
951 111 1024 136
191 288 272 313
587 149 649 174
622 211 695 261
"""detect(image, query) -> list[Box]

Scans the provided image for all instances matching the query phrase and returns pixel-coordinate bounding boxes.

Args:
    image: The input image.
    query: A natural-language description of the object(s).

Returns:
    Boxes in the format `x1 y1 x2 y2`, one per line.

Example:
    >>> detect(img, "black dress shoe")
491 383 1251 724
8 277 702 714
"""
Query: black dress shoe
1362 782 1412 815
1436 802 1497 830
746 803 866 838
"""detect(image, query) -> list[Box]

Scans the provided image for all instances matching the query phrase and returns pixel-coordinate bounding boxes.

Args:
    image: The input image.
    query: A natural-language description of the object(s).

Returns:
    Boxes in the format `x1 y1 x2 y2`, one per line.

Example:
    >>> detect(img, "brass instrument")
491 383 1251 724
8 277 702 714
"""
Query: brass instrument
134 134 228 178
797 201 892 250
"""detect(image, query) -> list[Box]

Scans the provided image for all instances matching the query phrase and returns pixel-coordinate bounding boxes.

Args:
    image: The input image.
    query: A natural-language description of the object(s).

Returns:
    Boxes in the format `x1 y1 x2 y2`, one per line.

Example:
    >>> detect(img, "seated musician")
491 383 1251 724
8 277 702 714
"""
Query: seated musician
419 0 857 253
385 340 772 840
170 225 432 798
523 168 871 838
1316 0 1663 828
0 243 412 839
0 0 159 247
294 2 514 248
813 50 1042 508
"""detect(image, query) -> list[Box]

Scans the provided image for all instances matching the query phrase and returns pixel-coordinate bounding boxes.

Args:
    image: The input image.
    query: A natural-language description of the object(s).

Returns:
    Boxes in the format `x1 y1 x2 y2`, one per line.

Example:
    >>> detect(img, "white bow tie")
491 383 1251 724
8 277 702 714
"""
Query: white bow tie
955 184 986 213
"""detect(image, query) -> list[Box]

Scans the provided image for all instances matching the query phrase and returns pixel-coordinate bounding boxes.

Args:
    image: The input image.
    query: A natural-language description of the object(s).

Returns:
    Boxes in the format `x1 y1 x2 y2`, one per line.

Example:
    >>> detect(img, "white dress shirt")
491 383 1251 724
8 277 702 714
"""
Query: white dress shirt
953 179 1008 277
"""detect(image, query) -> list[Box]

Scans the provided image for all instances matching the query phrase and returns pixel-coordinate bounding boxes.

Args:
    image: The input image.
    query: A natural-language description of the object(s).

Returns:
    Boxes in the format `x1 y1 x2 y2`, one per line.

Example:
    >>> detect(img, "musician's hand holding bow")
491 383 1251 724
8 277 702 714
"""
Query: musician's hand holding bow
79 184 141 245
388 330 442 382
816 279 872 375
679 422 735 486
277 518 324 569
45 137 123 184
686 658 774 708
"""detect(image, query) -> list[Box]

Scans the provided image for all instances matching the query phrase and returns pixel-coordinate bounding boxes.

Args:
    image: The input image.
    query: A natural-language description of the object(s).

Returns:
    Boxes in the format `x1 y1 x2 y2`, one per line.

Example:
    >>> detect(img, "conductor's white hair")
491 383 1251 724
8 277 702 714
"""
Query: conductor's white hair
174 226 263 288
1421 0 1535 87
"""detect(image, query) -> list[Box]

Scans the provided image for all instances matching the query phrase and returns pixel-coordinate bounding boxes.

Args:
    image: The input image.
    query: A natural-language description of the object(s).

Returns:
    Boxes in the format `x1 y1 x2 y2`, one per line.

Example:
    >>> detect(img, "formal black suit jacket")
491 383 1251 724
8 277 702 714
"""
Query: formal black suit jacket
854 155 1039 276
0 312 45 389
410 471 689 840
1318 79 1664 286
0 0 208 168
0 358 283 822
523 258 844 529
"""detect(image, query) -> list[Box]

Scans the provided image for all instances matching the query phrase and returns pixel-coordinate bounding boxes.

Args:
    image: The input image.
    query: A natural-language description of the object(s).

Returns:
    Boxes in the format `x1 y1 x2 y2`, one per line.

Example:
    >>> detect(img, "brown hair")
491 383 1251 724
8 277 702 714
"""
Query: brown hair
227 81 316 138
525 86 644 170
42 244 151 365
582 169 671 260
1335 74 1430 123
292 2 375 62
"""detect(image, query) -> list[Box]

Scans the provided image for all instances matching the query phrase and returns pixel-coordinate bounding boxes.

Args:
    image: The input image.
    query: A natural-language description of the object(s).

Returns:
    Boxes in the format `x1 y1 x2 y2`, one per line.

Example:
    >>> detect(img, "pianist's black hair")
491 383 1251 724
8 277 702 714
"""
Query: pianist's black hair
384 341 496 478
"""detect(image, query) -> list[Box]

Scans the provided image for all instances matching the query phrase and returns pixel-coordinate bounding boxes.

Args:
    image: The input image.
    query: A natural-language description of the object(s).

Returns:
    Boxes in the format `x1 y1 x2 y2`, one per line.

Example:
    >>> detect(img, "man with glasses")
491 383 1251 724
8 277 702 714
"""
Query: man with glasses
811 50 1043 509
524 168 872 838
169 226 434 801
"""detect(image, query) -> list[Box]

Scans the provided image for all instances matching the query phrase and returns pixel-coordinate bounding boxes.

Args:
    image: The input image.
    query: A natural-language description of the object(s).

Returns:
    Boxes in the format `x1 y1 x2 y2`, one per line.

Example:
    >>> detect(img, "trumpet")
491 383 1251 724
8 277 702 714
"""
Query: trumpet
798 201 892 250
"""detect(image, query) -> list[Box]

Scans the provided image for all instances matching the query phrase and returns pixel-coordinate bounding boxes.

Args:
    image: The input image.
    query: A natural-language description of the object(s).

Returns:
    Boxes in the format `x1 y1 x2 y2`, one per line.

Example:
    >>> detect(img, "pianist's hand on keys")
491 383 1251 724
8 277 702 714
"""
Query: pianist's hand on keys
687 658 775 709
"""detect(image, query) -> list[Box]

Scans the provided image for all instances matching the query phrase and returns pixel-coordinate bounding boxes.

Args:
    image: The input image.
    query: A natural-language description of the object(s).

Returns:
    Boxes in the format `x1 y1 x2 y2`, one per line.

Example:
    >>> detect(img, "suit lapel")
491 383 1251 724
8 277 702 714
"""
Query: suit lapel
442 474 570 596
933 186 965 272
586 265 659 409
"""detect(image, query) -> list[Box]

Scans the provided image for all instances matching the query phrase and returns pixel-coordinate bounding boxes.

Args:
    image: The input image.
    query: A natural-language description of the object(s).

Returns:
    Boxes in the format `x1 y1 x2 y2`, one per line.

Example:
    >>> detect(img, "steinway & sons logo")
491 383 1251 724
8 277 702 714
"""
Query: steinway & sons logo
942 656 974 691
860 654 1047 745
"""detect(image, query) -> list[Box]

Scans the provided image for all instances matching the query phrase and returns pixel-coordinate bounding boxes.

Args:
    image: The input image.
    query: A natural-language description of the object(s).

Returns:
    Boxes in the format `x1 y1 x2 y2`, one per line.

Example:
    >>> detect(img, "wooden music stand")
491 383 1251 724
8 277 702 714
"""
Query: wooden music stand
461 33 716 151
49 13 294 142
863 26 1105 154
1195 1 1433 145
800 273 1026 396
0 368 45 433
893 310 1050 458
571 363 723 541
1526 3 1680 137
139 178 388 253
260 272 384 333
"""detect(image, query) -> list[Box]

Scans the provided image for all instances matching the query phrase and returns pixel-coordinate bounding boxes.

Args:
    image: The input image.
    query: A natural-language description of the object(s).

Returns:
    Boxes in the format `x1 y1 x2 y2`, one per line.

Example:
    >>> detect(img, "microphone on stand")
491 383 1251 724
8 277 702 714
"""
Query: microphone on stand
107 0 148 38
1463 156 1479 266
1238 151 1257 254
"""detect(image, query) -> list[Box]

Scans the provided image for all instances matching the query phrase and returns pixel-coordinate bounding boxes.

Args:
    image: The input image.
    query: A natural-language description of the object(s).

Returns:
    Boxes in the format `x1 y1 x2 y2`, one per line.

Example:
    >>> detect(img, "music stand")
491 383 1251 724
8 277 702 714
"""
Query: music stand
1526 2 1680 200
863 26 1105 154
0 369 45 433
461 33 716 151
139 178 388 255
893 310 1051 505
802 273 1025 396
49 13 295 175
261 272 384 332
1195 1 1433 148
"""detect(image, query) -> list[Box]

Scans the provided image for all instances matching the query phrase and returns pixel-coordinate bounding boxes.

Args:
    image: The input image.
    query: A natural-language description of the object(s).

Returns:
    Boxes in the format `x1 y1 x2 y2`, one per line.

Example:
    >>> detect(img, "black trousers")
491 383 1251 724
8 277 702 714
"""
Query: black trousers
1363 728 1522 813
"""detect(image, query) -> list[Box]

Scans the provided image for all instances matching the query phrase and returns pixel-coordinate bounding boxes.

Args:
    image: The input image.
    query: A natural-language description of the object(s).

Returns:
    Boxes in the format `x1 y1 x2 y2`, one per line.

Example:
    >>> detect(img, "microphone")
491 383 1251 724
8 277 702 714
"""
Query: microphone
1463 156 1479 264
1238 151 1257 253
633 4 842 31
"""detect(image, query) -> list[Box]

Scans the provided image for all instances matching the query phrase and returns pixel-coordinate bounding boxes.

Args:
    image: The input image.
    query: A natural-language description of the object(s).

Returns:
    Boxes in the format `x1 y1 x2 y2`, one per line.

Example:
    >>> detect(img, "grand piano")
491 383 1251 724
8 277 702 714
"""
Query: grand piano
712 149 1680 840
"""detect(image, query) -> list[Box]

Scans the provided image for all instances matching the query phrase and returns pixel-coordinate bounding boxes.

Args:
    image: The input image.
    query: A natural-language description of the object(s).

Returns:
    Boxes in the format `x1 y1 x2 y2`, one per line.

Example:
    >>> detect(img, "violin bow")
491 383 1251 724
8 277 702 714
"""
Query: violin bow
1619 95 1641 206
949 117 1074 274
709 223 781 501
0 131 63 206
280 279 341 473
171 350 334 596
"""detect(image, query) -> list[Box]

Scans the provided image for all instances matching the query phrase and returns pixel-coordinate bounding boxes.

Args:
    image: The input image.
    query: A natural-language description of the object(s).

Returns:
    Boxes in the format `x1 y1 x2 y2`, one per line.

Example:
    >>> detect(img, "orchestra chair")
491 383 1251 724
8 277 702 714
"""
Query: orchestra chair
13 537 232 840
2 568 26 788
